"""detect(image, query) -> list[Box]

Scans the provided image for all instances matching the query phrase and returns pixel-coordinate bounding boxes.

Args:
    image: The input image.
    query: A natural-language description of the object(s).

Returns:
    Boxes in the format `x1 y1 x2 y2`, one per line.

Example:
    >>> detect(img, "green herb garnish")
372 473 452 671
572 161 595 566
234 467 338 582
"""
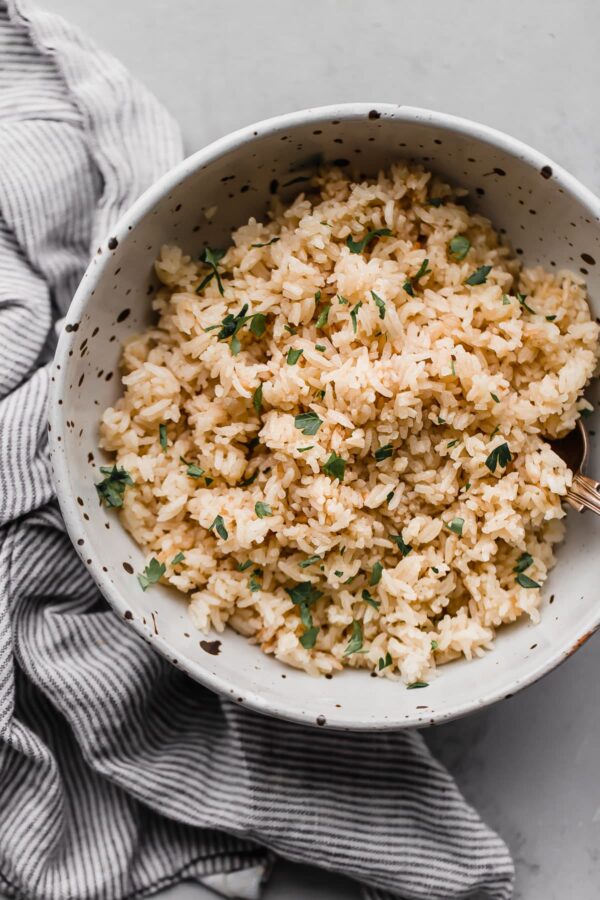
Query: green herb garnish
294 411 322 435
378 652 393 670
286 581 323 608
255 501 272 518
516 573 540 589
407 681 428 689
322 451 346 481
315 304 331 329
171 552 185 566
447 517 464 536
485 442 512 474
514 552 533 573
431 640 438 651
337 294 349 305
370 561 383 586
299 555 321 569
138 557 166 591
346 228 392 254
362 589 380 610
490 393 500 403
237 560 253 572
208 515 228 540
287 347 304 365
180 456 204 479
299 626 320 649
390 532 412 557
465 265 492 286
447 439 459 449
343 620 364 656
250 237 280 248
315 344 326 352
371 290 386 320
159 424 168 451
249 573 262 592
197 247 226 295
427 197 444 207
297 445 314 452
250 313 266 337
95 465 133 508
546 315 557 322
517 292 537 314
374 444 393 462
449 235 471 261
403 257 431 295
502 293 511 306
350 302 362 334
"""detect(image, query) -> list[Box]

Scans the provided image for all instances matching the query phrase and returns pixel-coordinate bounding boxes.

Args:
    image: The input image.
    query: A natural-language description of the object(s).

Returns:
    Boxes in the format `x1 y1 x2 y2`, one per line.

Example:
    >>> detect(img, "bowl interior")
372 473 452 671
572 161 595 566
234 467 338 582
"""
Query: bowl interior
50 104 600 729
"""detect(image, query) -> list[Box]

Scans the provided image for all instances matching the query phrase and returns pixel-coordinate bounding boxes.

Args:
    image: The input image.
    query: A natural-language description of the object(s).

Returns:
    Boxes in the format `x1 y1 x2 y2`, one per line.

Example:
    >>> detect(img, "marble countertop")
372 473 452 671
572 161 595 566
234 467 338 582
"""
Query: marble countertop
36 1 600 897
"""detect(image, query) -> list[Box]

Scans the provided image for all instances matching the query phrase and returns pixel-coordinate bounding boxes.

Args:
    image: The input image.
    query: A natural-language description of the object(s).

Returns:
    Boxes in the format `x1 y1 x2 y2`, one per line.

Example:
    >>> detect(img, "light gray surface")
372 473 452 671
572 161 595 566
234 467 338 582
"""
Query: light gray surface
33 1 600 898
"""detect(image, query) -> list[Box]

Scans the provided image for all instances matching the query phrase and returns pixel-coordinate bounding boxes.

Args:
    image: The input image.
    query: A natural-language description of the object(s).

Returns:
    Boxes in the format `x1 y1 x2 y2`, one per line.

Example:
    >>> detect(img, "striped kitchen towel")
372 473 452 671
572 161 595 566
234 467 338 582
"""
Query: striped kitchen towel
0 2 515 899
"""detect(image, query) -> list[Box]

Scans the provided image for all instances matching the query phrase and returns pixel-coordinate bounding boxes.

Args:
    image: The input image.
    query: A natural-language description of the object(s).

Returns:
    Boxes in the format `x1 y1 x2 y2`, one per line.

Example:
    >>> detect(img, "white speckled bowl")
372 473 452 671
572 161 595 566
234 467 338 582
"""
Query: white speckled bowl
49 103 600 730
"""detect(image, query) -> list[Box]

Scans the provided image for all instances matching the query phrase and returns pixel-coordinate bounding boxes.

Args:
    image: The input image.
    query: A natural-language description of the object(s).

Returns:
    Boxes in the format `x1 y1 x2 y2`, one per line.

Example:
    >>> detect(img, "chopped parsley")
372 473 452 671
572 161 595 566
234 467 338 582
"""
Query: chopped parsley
253 383 263 415
299 555 321 569
239 469 258 488
322 451 346 481
95 465 133 508
159 424 168 451
514 552 534 573
370 561 383 586
374 443 393 462
370 290 386 320
315 304 331 329
465 265 492 286
491 392 500 403
431 640 438 651
485 442 512 474
362 589 380 610
449 235 471 261
502 293 511 305
427 197 444 207
516 573 540 589
437 416 446 425
447 439 459 449
180 456 204 478
287 347 304 365
431 567 439 574
138 557 166 591
237 560 253 572
407 681 428 689
208 515 228 540
390 532 412 557
197 247 226 295
171 552 185 566
346 228 392 254
446 517 464 536
315 344 326 352
337 294 349 305
286 581 323 648
300 626 320 649
343 620 364 656
403 257 431 295
581 406 594 419
378 652 393 670
517 292 537 314
297 445 314 452
334 570 344 578
285 324 297 335
546 315 557 322
254 501 272 518
250 237 280 248
249 572 262 592
294 411 322 435
350 302 362 334
315 290 321 301
206 303 267 354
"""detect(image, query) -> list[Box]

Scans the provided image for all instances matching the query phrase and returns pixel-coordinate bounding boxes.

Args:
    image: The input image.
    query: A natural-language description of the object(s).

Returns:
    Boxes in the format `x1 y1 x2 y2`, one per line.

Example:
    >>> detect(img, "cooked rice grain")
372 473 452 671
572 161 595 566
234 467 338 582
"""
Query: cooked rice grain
100 164 599 683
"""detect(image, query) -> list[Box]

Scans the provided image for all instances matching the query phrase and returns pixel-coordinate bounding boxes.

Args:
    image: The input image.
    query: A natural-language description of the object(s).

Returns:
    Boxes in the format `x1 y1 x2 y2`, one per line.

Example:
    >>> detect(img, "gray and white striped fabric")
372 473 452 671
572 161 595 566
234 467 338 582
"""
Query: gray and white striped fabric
0 2 515 899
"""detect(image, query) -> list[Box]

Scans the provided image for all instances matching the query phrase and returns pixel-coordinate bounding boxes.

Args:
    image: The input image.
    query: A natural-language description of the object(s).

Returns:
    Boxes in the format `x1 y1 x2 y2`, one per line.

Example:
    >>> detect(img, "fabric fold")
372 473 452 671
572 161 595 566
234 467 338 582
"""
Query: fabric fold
0 2 515 899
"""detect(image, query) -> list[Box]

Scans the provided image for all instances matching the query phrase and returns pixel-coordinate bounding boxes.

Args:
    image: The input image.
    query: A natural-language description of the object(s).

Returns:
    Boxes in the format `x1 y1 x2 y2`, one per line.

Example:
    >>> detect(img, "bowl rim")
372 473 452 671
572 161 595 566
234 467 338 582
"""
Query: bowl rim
49 101 600 731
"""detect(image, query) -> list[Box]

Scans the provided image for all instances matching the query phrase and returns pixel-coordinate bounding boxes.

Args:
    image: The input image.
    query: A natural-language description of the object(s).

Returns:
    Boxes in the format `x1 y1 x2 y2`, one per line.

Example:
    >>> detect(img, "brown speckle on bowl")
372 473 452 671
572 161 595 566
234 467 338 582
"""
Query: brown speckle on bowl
540 165 553 179
581 252 596 266
316 715 326 726
123 562 134 574
124 610 133 620
368 110 380 120
65 322 79 333
76 497 84 506
200 640 222 656
116 308 131 323
108 237 118 250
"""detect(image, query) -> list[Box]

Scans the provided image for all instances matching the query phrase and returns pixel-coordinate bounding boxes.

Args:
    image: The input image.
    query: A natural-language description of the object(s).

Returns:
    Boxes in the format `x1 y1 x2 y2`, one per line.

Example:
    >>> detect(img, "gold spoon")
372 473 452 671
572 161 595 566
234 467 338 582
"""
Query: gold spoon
549 420 600 514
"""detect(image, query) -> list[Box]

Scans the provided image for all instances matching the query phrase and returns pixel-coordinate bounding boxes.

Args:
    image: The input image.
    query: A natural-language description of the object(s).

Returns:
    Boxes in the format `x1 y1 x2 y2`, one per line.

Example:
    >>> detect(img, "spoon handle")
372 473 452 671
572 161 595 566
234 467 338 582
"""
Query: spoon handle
567 473 600 515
